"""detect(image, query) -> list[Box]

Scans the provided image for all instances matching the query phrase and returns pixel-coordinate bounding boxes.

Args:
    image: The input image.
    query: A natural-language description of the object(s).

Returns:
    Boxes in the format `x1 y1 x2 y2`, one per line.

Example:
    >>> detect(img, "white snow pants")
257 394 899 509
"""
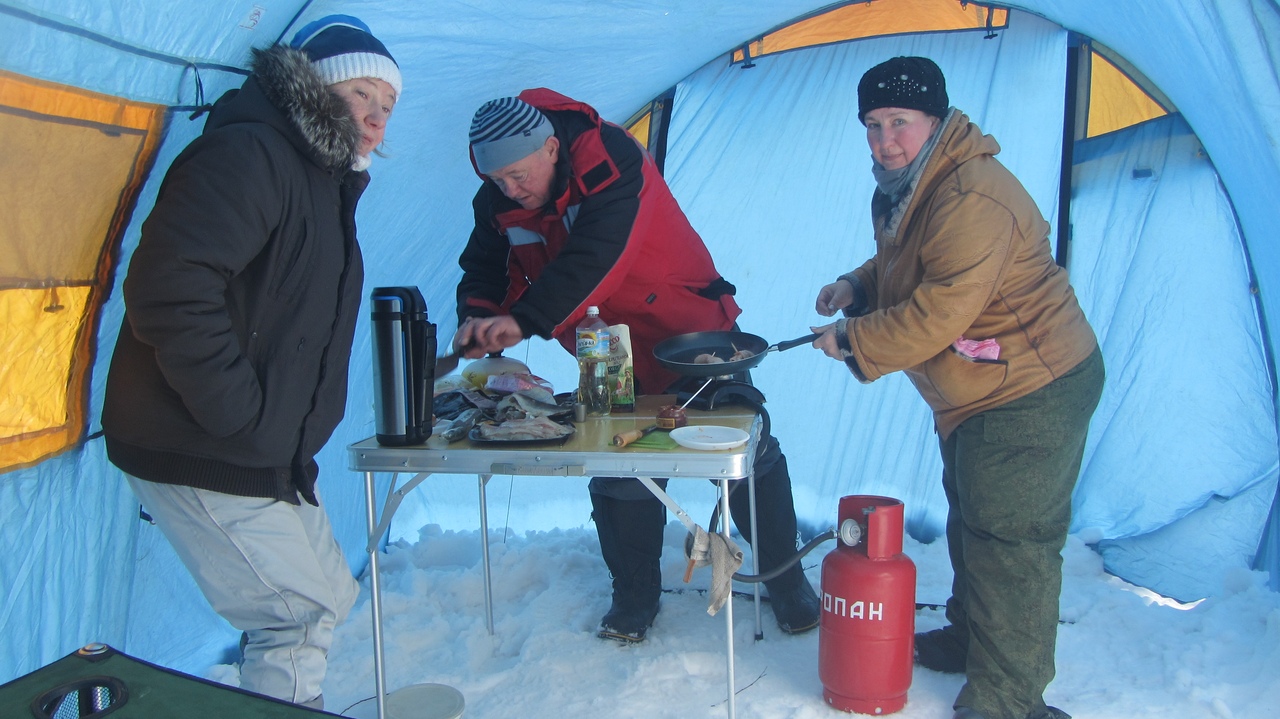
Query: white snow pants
126 475 359 707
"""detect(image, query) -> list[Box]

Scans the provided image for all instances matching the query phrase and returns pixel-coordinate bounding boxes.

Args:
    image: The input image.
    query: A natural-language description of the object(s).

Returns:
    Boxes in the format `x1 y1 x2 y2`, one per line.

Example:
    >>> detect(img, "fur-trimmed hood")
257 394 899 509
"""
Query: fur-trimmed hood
206 45 363 173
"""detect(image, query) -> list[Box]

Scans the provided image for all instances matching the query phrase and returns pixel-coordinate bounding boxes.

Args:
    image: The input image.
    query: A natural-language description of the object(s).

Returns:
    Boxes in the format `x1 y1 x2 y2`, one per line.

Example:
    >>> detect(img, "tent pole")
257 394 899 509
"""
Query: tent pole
0 4 247 76
648 87 676 176
1056 37 1084 268
274 0 318 45
1230 189 1280 592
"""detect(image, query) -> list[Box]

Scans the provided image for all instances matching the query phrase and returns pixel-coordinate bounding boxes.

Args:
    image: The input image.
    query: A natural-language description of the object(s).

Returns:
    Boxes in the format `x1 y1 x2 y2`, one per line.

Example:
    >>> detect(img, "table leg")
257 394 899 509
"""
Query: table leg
363 471 388 719
748 469 763 640
720 478 737 719
478 473 494 635
365 472 433 553
635 476 698 533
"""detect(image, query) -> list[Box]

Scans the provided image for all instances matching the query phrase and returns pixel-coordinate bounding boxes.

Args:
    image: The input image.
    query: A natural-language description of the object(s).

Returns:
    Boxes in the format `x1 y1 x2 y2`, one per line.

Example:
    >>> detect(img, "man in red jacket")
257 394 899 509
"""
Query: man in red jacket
453 91 819 642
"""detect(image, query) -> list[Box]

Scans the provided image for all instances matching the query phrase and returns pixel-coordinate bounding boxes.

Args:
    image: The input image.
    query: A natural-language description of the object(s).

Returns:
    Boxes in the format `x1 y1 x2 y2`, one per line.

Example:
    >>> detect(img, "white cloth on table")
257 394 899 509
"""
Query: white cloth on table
686 526 743 615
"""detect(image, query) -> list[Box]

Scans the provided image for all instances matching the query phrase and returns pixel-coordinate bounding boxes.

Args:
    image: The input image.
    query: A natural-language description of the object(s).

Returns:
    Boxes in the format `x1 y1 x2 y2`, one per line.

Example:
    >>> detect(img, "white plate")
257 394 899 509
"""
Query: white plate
669 425 749 451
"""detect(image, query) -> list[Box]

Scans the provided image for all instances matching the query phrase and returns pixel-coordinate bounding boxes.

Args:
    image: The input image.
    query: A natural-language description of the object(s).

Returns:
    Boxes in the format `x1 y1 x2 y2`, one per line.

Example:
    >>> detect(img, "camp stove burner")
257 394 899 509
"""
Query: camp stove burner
674 379 765 411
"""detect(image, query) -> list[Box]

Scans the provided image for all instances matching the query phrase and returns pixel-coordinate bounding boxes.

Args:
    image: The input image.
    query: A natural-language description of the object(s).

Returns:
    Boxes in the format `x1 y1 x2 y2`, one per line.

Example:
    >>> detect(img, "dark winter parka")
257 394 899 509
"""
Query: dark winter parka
102 45 368 505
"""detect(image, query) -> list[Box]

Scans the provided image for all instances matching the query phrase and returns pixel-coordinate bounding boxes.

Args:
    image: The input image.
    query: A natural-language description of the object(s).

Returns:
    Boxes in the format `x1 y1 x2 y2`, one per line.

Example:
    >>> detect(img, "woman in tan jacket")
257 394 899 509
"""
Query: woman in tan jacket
811 56 1104 719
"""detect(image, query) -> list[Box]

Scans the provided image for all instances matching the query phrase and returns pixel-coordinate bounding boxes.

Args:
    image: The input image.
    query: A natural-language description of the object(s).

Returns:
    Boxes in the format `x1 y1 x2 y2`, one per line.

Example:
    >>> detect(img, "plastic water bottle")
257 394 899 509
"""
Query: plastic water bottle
576 307 612 417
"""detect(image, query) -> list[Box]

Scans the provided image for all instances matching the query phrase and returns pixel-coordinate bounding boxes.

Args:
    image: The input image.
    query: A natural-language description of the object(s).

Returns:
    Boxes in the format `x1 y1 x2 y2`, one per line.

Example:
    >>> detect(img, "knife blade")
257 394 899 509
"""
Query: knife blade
435 351 463 377
434 340 477 377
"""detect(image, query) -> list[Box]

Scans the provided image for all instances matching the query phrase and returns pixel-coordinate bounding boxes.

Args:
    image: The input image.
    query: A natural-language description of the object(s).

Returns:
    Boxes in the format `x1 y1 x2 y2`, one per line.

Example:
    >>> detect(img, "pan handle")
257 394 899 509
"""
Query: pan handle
772 333 822 353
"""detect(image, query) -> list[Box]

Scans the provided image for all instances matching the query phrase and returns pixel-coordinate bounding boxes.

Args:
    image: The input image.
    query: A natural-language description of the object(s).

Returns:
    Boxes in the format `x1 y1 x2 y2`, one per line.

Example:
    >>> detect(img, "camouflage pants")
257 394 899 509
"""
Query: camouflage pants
941 346 1104 719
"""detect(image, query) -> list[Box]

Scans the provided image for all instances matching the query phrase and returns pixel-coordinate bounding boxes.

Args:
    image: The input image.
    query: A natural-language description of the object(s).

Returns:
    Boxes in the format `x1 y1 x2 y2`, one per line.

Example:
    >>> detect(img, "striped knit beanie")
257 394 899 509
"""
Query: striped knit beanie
290 15 402 97
469 97 554 173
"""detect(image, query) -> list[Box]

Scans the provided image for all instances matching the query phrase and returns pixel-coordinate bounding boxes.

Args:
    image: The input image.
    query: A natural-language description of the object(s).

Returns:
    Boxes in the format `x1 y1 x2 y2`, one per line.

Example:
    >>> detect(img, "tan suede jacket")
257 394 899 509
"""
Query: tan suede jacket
843 110 1097 439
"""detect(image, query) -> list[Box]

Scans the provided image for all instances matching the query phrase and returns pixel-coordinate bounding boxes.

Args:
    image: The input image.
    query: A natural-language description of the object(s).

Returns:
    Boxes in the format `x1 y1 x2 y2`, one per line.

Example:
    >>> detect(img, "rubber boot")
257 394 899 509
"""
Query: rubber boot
915 625 968 674
591 491 665 643
728 446 819 634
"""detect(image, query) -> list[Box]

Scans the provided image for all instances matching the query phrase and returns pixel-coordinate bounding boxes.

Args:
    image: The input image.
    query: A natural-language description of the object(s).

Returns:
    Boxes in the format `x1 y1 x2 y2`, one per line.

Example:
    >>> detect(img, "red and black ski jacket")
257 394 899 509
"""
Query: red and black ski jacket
457 88 740 392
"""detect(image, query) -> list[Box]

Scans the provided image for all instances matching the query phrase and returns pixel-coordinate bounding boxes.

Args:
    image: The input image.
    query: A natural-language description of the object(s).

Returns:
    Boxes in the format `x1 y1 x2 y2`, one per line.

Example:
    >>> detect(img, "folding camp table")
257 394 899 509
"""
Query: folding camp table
348 395 764 719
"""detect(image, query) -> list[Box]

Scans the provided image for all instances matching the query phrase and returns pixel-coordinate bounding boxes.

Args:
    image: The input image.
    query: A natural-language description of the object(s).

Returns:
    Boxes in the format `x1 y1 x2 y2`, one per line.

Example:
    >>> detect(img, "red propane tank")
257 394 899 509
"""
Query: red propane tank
819 495 916 715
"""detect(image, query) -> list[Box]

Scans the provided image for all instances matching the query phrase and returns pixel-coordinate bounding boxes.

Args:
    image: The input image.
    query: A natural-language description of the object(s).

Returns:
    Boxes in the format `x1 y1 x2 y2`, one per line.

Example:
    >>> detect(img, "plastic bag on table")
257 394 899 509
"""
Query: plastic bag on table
484 372 555 402
607 324 635 412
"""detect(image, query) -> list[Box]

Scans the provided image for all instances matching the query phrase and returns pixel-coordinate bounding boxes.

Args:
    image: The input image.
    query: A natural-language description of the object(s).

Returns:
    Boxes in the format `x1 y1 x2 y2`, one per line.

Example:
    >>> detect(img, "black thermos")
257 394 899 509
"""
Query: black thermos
370 287 436 445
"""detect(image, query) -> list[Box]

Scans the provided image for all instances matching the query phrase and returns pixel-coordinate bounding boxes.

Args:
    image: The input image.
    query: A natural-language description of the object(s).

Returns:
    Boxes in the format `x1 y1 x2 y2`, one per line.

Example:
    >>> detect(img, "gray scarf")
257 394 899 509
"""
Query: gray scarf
870 109 952 237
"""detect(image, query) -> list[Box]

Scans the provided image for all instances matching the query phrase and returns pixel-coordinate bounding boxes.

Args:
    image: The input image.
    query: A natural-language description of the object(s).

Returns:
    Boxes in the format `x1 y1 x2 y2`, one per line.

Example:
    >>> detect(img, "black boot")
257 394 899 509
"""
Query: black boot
768 578 820 634
729 446 820 634
591 491 665 643
915 626 967 674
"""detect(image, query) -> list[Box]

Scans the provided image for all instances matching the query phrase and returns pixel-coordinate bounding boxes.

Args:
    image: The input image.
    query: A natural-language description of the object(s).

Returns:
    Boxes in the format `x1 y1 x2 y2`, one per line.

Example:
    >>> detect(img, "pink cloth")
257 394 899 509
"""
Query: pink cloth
953 336 1001 361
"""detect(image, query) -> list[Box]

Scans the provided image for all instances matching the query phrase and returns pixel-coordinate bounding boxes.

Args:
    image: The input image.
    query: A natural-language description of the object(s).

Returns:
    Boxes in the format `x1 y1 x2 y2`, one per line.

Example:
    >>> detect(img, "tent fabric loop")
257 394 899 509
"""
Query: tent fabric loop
43 287 64 313
184 63 210 120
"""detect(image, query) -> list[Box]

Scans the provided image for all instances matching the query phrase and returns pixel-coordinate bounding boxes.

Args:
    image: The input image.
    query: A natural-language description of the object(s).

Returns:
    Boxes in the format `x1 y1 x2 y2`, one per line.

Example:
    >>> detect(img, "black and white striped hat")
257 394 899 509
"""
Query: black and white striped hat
469 97 554 173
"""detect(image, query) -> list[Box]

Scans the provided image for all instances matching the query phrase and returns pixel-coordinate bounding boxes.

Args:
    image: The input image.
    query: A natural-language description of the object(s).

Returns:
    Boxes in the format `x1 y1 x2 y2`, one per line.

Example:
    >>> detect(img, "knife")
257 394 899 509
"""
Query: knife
435 351 464 377
613 424 660 447
434 341 476 377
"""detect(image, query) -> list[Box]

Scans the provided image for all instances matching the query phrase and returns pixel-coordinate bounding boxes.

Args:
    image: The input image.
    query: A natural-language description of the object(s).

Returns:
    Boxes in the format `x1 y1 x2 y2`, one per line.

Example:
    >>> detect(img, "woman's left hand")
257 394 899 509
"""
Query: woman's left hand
809 321 845 360
814 279 854 317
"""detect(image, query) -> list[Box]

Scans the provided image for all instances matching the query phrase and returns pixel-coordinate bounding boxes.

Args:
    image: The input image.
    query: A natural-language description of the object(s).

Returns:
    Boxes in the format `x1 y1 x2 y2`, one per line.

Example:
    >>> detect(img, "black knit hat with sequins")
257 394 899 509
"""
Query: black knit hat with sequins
858 56 948 124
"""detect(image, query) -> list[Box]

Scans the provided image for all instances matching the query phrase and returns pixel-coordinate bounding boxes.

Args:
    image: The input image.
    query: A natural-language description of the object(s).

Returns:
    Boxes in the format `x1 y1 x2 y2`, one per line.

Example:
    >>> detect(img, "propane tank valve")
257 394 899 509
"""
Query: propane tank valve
838 518 863 547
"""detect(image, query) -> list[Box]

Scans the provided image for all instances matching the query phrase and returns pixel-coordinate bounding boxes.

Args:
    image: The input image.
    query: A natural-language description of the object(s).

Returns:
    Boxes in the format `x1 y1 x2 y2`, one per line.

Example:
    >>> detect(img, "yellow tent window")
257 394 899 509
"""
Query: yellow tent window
628 110 653 150
733 0 1009 63
1086 49 1168 138
0 70 164 472
624 93 674 155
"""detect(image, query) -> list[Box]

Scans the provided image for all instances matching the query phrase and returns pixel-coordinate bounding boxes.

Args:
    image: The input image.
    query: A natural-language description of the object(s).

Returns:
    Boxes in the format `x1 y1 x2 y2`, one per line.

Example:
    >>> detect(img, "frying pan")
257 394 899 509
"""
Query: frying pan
653 330 820 378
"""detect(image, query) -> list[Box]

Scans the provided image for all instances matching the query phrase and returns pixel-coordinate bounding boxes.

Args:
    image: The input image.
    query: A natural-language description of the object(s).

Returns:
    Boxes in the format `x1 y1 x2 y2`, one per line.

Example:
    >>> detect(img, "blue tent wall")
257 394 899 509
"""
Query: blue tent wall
1068 113 1278 601
2 0 1280 686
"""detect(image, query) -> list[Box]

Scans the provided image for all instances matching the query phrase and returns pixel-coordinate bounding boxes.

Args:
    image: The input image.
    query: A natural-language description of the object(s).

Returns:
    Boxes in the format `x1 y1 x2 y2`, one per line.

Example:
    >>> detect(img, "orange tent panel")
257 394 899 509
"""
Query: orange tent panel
734 0 1008 62
0 70 164 471
1087 49 1167 138
628 110 653 149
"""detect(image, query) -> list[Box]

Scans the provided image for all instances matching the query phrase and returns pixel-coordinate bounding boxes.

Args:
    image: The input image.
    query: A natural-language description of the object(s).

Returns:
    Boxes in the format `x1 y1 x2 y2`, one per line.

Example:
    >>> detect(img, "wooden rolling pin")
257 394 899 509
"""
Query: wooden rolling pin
613 424 660 447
